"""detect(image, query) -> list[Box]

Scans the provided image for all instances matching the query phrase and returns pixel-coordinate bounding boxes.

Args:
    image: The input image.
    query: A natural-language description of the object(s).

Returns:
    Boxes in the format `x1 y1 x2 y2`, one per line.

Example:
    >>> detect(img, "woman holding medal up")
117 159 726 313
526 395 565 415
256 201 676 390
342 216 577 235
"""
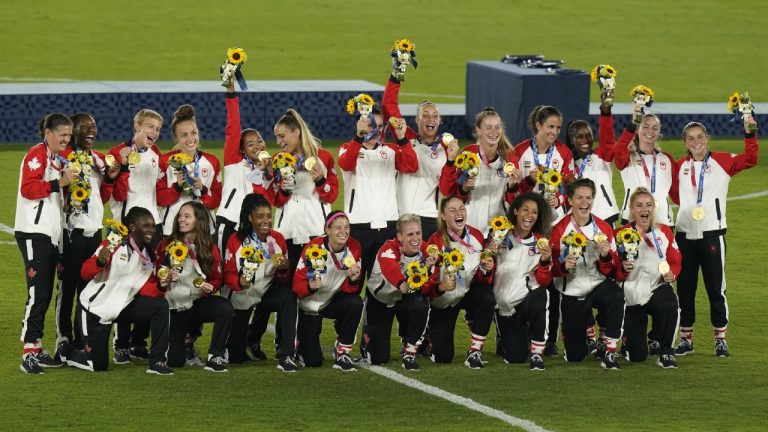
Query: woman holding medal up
424 196 495 369
614 187 682 368
157 104 222 236
672 118 759 358
440 107 522 236
156 201 232 372
292 211 363 372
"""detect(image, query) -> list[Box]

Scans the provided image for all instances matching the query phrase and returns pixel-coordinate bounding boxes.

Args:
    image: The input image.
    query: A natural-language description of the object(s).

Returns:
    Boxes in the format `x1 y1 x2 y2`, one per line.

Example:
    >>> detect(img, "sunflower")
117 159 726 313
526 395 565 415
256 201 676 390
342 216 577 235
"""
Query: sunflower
445 249 464 268
77 153 89 164
490 216 510 231
306 245 327 260
546 170 562 187
166 241 188 262
67 152 77 162
346 98 356 115
727 92 740 112
590 65 599 83
395 39 414 52
602 64 617 77
572 233 587 247
408 272 426 290
630 84 655 100
406 261 422 274
283 153 297 166
454 154 466 168
253 249 265 263
240 245 256 260
71 186 89 201
464 152 480 168
358 93 374 106
227 47 247 65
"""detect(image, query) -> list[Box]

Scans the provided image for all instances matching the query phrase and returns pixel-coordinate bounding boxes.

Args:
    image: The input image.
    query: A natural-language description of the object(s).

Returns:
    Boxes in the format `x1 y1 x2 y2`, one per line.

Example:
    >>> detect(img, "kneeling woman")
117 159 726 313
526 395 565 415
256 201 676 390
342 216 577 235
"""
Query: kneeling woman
615 187 681 368
293 211 363 372
157 201 233 372
66 207 172 374
493 192 554 370
425 196 495 369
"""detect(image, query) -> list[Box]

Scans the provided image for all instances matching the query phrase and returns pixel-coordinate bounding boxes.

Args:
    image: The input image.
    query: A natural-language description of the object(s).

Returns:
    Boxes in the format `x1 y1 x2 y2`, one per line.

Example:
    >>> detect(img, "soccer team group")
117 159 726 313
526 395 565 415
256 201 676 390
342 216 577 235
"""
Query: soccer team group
13 60 759 376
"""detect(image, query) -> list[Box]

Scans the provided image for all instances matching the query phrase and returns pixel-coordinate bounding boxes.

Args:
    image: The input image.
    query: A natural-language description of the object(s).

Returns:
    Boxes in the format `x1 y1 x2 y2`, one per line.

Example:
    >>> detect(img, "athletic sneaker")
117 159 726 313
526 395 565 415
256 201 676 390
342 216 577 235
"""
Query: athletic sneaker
529 353 545 371
656 353 678 369
146 361 174 376
185 344 203 366
594 340 607 359
674 339 694 356
586 338 598 356
543 341 558 357
246 343 268 361
130 346 150 360
464 350 484 369
715 339 730 358
54 339 71 362
35 350 63 368
601 351 621 370
620 343 629 361
277 356 298 373
204 356 229 373
418 340 432 358
113 348 132 364
648 340 661 356
66 350 94 371
333 353 357 372
402 353 419 371
20 353 44 374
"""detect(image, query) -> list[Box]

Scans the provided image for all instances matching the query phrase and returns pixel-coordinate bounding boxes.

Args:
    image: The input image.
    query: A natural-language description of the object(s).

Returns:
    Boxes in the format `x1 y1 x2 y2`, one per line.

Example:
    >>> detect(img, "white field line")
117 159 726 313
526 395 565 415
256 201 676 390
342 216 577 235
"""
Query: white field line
0 223 13 234
0 76 79 82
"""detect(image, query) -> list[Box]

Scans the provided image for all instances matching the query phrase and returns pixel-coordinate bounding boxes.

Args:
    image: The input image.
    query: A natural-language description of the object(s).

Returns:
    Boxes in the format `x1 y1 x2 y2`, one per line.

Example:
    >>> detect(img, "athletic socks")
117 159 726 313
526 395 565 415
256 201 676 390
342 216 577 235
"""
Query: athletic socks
680 326 694 342
530 340 546 355
713 327 727 340
469 333 486 352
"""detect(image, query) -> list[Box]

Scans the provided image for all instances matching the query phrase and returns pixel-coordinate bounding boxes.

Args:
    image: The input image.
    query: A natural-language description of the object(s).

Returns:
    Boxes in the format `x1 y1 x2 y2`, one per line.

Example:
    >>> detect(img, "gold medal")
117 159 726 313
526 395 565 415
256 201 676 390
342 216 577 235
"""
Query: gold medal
193 276 206 289
156 266 170 280
594 233 607 244
257 151 270 162
388 116 399 127
343 256 357 268
127 151 141 166
442 133 455 145
271 252 284 265
536 238 550 249
304 156 317 171
692 206 705 221
480 250 494 260
658 261 670 274
105 154 117 167
69 160 82 175
503 162 516 176
426 244 439 256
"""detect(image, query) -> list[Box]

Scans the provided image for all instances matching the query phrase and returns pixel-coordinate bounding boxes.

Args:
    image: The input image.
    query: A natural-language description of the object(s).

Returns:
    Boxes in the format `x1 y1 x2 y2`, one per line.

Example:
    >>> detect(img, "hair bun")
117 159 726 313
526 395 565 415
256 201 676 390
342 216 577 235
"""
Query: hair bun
482 106 497 113
173 104 196 121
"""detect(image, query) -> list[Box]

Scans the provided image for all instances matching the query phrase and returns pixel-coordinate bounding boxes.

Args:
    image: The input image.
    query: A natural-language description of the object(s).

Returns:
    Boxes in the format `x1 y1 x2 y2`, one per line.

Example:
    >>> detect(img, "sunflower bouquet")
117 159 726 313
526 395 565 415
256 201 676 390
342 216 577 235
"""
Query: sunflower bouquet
104 218 128 252
165 241 189 272
239 245 266 282
489 215 513 248
405 261 429 293
271 151 298 189
630 84 655 118
169 152 195 194
346 93 375 118
304 244 329 280
590 64 617 106
390 38 418 81
440 247 465 280
616 227 641 263
68 178 92 214
561 231 588 272
220 46 248 90
454 151 481 189
67 150 95 177
535 168 563 200
728 91 757 132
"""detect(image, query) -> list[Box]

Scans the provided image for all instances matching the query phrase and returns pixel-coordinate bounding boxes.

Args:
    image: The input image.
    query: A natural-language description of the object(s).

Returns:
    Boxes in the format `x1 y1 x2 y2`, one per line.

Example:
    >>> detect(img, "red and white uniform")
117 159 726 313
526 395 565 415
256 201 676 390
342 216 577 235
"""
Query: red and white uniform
440 144 520 234
109 141 161 222
218 95 272 225
14 143 66 244
338 135 418 227
424 227 490 309
155 238 222 311
156 149 222 235
60 148 114 236
673 134 759 239
292 236 362 314
614 124 677 225
221 230 290 310
550 215 618 298
382 78 448 218
574 114 619 221
272 149 339 245
515 139 575 221
614 223 682 307
493 233 553 317
367 238 438 307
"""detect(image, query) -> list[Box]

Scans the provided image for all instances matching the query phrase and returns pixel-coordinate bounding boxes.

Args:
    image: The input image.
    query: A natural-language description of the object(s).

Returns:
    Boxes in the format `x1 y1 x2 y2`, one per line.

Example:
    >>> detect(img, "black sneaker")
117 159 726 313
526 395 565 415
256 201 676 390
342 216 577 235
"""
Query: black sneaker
675 339 694 356
417 341 432 358
114 348 132 364
543 341 558 357
146 361 174 376
246 343 268 361
35 350 63 368
601 351 621 370
333 353 357 372
620 343 629 361
130 346 150 360
594 340 607 359
204 356 229 373
529 353 545 371
185 344 203 366
54 339 71 362
715 339 730 358
648 340 661 356
586 338 598 356
464 350 484 369
277 356 298 373
20 353 44 374
402 353 419 371
66 350 94 371
657 353 678 369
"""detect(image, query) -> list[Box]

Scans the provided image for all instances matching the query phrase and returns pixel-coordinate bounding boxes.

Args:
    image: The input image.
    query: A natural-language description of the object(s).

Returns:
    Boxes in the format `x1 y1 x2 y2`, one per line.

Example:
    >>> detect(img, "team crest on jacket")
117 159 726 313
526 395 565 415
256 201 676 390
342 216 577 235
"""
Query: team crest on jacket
704 164 712 173
27 157 41 171
430 152 438 159
659 161 667 171
552 159 560 169
202 167 210 178
380 150 388 160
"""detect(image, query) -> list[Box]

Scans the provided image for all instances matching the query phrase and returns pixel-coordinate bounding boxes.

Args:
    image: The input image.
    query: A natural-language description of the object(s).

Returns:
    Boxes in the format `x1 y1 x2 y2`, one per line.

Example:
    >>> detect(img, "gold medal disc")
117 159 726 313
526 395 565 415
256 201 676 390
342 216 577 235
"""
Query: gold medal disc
426 245 439 256
343 256 357 268
692 206 705 221
536 238 550 249
156 266 170 280
658 261 671 274
193 276 206 289
503 162 516 176
304 156 317 171
105 154 117 167
127 151 141 166
442 133 455 145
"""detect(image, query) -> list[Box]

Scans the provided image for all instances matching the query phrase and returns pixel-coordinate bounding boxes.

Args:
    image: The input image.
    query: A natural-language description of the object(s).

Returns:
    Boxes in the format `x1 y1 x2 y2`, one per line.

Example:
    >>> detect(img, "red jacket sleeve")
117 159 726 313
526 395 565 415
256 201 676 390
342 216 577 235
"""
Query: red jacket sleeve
109 143 130 202
292 239 318 298
223 234 244 291
272 230 291 285
203 246 223 294
138 276 165 297
337 138 362 172
423 233 446 299
271 184 291 208
393 141 418 173
557 142 575 177
662 225 682 278
156 153 182 207
596 222 618 277
339 238 363 294
92 151 115 203
503 149 522 204
199 152 223 209
549 221 568 277
663 151 679 205
377 239 408 290
439 160 465 198
224 95 244 166
315 149 339 204
19 144 56 200
81 240 115 281
717 133 759 176
595 113 616 162
382 77 419 141
614 124 636 170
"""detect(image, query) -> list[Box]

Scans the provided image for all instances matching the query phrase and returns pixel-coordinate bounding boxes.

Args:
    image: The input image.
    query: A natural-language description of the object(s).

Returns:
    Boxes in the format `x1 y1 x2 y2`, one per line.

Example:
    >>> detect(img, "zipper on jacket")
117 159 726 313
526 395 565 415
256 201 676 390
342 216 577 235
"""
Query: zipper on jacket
348 189 356 214
161 207 171 226
88 283 106 303
34 200 44 224
223 189 236 209
320 202 327 219
715 198 722 228
621 188 630 213
277 208 285 228
525 276 532 292
600 184 613 207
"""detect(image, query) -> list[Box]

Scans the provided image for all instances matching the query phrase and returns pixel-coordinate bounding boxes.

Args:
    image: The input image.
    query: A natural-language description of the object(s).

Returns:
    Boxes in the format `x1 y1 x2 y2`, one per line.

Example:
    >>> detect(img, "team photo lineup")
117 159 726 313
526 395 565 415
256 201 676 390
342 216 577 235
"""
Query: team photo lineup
13 41 760 381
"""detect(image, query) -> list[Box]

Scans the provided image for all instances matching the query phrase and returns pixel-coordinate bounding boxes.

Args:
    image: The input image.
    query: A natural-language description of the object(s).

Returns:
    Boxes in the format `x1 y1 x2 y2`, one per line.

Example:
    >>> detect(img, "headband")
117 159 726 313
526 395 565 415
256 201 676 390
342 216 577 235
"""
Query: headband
325 212 348 228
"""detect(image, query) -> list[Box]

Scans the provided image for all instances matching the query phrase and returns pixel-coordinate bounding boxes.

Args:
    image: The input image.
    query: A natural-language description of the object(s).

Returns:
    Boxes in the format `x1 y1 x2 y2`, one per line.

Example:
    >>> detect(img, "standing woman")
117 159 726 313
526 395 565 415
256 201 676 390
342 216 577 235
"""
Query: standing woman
15 113 76 373
157 104 222 236
272 109 339 273
157 201 232 372
55 113 120 360
216 81 272 254
440 107 521 235
222 193 295 371
493 192 553 370
293 211 364 372
424 196 495 368
615 187 682 368
614 107 677 226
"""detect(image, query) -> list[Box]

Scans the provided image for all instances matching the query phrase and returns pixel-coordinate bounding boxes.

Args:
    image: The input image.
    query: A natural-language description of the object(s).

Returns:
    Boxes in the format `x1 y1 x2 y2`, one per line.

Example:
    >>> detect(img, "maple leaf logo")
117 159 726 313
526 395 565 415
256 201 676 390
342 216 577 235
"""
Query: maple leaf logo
27 157 41 171
27 266 37 279
380 248 396 259
339 147 347 156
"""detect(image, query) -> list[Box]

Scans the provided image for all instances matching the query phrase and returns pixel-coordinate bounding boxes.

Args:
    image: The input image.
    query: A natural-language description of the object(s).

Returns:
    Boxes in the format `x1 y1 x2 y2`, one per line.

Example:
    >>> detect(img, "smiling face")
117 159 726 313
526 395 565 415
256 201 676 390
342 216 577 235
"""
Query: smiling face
75 115 97 150
397 221 423 255
684 125 709 160
131 215 156 246
630 192 655 230
45 125 73 153
572 126 594 156
274 124 301 154
536 115 562 146
134 117 162 148
476 115 502 156
638 116 661 149
568 186 594 222
176 204 198 235
513 200 539 237
325 216 350 251
174 120 199 155
248 205 272 240
417 104 440 140
242 130 266 161
440 197 467 235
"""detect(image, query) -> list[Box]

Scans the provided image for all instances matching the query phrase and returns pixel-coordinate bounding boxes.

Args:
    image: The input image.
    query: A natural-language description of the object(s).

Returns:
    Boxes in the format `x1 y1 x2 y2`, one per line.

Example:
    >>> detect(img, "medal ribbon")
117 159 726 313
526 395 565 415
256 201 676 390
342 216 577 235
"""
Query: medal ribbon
575 153 592 179
638 151 657 193
129 237 153 270
689 153 711 206
530 138 555 169
447 227 477 253
183 240 204 276
249 233 273 260
642 228 666 260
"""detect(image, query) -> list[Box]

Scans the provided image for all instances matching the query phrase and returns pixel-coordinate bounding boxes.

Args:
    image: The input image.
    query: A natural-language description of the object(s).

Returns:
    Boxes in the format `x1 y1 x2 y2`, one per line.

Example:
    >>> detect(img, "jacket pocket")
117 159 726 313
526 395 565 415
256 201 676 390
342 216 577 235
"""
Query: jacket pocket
88 283 106 303
223 189 236 209
348 189 356 214
34 200 44 224
600 184 613 207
